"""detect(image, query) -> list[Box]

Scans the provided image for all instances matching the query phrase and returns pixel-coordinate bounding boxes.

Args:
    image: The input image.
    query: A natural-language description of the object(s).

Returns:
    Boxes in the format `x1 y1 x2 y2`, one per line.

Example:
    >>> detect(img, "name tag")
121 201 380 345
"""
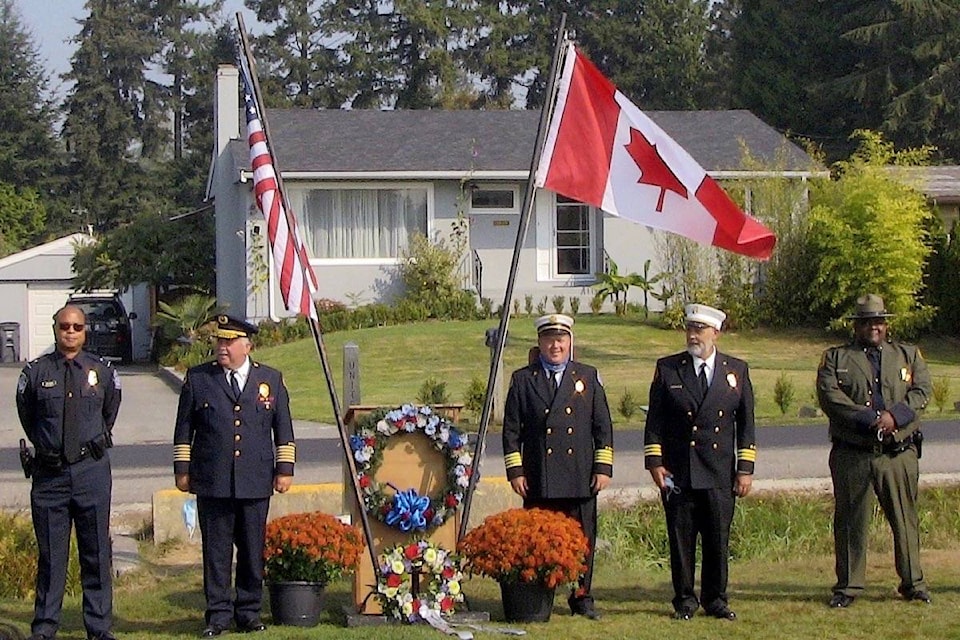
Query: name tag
41 380 57 388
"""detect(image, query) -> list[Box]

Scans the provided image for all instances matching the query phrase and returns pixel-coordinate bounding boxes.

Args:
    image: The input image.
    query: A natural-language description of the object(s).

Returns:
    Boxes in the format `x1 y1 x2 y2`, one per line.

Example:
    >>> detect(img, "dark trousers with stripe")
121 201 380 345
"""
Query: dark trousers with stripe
524 496 598 604
197 496 270 627
662 487 734 613
30 456 113 637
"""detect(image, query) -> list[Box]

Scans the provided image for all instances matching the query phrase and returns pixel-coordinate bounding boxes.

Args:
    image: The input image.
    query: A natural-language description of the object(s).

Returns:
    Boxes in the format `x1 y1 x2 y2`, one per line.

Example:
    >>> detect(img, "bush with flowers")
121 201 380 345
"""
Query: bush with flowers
376 540 464 623
458 508 589 589
350 404 473 533
263 511 365 584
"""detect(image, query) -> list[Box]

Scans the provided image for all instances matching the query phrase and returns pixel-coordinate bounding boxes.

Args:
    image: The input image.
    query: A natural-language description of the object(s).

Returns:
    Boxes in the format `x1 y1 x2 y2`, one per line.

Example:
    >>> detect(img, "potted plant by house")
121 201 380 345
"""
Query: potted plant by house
263 511 365 626
458 508 589 622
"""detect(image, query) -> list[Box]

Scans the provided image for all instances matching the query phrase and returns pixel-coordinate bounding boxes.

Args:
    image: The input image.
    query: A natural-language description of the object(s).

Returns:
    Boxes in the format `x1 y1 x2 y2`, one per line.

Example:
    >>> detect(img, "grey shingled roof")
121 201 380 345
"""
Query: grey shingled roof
227 108 817 175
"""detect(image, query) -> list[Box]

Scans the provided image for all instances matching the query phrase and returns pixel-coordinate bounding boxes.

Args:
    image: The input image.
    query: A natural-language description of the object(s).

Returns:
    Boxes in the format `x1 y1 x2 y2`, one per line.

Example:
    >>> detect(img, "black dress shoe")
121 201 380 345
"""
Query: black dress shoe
707 605 737 620
237 620 267 633
200 624 225 637
673 608 695 620
906 590 932 604
828 593 855 608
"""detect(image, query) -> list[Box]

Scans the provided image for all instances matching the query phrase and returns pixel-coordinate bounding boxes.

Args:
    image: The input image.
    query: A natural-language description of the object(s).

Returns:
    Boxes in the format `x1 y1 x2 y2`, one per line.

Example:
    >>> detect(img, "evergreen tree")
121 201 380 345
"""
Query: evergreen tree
0 0 63 225
61 0 160 232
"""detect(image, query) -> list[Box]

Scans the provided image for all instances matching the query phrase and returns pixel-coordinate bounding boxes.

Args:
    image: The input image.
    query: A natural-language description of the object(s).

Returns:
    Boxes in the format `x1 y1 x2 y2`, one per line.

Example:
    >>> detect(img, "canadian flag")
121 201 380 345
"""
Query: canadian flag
535 43 776 260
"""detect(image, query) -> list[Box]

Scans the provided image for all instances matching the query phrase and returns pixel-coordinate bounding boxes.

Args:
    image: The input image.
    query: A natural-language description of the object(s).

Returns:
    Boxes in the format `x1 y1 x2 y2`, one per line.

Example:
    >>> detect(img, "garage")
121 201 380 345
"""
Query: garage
0 234 152 362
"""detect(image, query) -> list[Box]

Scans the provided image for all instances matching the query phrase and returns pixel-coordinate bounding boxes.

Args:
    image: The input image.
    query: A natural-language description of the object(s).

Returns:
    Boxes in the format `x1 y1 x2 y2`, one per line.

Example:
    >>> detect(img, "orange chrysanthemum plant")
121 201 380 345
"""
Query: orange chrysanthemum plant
263 512 365 585
457 508 589 589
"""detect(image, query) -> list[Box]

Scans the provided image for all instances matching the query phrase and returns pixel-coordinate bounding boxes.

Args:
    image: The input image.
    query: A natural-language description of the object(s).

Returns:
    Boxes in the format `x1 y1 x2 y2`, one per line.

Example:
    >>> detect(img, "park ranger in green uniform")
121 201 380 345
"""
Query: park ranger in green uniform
817 294 932 609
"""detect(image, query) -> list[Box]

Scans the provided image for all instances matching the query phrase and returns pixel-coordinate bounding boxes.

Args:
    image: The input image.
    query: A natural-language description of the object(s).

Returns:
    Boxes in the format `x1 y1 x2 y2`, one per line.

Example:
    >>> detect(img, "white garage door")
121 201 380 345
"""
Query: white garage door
27 283 74 360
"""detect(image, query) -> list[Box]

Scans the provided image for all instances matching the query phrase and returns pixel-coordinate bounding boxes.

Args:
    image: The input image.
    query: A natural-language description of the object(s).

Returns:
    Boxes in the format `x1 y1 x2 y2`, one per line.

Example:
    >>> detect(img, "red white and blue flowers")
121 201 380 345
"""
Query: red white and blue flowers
376 540 464 623
350 405 473 533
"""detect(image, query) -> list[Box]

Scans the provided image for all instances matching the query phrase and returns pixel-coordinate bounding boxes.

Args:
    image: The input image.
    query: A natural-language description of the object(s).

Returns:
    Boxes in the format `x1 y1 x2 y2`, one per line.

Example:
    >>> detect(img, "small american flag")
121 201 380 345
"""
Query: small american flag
239 61 319 321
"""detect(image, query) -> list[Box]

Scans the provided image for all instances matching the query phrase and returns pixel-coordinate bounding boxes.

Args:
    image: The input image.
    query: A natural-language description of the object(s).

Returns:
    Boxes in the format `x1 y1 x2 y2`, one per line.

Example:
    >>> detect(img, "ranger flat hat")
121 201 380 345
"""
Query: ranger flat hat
846 294 894 320
213 314 259 339
535 313 574 335
684 303 726 331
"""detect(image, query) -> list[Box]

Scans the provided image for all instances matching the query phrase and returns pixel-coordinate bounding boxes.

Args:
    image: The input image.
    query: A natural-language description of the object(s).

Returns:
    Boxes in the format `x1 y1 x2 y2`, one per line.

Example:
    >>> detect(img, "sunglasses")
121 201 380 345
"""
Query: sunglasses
58 322 86 332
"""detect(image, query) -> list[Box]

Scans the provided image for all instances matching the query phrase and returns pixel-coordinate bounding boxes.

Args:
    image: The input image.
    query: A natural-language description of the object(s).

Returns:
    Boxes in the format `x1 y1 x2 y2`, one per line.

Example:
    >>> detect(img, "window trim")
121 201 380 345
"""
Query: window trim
552 196 597 282
467 184 520 215
285 181 435 266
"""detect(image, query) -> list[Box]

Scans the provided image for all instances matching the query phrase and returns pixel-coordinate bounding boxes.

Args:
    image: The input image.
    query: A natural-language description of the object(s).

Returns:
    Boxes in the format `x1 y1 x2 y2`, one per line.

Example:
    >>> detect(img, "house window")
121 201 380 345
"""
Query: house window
299 187 428 260
556 196 592 275
470 186 517 212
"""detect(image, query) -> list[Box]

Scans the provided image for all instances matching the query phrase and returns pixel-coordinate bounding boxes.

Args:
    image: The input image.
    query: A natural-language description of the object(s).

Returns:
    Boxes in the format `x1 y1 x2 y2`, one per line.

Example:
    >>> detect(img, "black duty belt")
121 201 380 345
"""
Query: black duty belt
36 433 112 470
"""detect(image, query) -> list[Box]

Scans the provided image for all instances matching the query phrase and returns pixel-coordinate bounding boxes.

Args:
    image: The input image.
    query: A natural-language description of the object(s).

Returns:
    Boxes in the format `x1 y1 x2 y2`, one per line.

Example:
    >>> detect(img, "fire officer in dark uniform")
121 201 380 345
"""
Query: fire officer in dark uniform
644 303 756 621
16 304 122 640
817 294 931 608
503 314 614 620
173 316 295 637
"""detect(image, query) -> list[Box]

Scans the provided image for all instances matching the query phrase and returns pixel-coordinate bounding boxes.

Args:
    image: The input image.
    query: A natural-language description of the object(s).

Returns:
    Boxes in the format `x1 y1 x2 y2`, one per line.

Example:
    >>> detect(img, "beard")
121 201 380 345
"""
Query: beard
686 344 704 358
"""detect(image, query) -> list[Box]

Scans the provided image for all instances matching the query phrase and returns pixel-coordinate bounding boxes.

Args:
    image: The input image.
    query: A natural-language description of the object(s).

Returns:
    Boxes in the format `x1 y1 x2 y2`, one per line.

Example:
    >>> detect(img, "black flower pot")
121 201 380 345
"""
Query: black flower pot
499 580 555 622
268 581 325 627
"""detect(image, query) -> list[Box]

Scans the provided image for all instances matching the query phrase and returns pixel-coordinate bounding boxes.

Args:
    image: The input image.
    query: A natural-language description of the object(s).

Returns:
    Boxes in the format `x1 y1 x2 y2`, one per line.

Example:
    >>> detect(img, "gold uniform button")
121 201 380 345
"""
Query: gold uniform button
234 419 241 427
718 410 724 417
565 407 572 415
567 448 573 455
235 434 241 442
203 402 209 408
546 428 552 435
690 441 696 447
547 448 553 455
865 401 871 407
715 427 720 433
545 409 550 415
687 411 693 417
712 443 718 450
567 427 574 434
68 392 73 398
234 450 241 457
692 426 698 432
234 405 241 412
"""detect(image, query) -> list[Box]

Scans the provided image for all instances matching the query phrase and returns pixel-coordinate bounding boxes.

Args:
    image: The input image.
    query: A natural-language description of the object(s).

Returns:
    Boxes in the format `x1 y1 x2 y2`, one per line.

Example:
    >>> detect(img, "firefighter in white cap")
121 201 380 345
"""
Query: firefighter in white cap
644 303 756 622
502 313 614 620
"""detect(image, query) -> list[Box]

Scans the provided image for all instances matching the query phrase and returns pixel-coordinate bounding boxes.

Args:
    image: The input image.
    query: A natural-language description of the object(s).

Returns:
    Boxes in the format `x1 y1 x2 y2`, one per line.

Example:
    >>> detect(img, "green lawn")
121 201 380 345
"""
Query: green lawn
250 316 960 426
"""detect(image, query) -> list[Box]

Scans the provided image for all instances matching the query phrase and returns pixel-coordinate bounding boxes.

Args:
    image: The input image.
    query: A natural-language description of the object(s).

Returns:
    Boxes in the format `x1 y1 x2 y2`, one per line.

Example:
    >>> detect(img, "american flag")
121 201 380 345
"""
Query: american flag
239 60 319 321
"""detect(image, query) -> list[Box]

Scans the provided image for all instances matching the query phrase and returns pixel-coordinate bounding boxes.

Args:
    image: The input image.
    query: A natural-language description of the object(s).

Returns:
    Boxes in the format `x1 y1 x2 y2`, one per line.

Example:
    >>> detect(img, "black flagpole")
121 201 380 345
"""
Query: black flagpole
458 14 569 540
236 13 381 587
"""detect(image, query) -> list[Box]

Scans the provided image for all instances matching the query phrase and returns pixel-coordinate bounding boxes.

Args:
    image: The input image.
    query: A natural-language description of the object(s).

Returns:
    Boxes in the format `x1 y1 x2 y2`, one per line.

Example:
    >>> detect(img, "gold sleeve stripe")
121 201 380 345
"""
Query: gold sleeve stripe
644 444 662 456
737 448 757 462
504 452 523 469
594 447 614 464
276 443 296 464
174 444 191 462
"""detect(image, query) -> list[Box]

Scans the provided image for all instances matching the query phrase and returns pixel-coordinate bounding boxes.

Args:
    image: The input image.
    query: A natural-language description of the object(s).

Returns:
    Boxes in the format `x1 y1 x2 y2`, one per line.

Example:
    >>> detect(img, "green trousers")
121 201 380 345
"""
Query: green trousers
829 442 925 597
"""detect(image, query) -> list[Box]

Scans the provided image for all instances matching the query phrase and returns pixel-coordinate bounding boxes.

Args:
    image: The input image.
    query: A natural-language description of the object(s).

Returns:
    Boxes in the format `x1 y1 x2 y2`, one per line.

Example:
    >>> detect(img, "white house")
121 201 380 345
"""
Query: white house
207 65 821 322
0 234 152 361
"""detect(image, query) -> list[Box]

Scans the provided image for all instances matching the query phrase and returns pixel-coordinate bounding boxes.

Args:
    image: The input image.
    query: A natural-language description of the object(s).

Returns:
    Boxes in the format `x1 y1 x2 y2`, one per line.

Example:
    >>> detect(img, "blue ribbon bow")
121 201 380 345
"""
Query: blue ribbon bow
384 484 432 532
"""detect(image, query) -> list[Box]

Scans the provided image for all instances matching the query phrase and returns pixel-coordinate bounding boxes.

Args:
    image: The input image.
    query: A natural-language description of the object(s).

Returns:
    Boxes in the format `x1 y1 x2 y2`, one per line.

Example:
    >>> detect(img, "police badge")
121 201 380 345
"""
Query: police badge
726 372 738 388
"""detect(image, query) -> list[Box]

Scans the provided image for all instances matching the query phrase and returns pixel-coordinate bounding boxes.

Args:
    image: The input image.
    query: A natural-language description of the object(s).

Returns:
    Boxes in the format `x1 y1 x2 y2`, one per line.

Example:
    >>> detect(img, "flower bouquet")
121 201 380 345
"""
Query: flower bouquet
376 540 464 623
263 511 365 585
457 508 589 589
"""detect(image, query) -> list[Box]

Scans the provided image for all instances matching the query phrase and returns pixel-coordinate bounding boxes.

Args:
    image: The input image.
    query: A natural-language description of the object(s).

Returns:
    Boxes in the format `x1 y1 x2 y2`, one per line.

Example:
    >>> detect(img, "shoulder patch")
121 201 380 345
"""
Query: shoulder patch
17 372 28 394
112 368 121 390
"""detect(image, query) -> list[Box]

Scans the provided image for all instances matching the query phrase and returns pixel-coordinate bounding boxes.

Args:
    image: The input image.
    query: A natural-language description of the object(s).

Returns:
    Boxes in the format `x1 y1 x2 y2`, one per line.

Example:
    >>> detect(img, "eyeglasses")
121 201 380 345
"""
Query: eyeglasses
57 322 86 332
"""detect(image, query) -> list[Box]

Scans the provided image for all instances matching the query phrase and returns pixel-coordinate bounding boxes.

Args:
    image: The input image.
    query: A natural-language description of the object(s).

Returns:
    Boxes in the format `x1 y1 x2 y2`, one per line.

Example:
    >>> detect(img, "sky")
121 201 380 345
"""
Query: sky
14 0 256 101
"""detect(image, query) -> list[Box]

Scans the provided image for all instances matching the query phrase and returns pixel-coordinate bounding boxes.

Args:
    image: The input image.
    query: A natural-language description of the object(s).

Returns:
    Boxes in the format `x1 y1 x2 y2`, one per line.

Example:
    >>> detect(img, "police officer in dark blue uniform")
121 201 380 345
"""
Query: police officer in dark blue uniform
173 316 295 637
16 304 122 640
645 303 756 622
503 314 614 620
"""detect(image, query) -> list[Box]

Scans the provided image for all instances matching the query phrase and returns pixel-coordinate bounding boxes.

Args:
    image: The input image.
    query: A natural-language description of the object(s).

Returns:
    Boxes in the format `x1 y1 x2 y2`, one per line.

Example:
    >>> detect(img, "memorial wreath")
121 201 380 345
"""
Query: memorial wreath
350 404 473 533
376 540 464 623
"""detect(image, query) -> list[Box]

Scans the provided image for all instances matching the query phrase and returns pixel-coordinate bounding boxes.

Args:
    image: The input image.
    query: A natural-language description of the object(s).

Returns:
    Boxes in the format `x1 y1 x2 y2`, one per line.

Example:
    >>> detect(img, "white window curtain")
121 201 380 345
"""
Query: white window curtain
295 187 427 259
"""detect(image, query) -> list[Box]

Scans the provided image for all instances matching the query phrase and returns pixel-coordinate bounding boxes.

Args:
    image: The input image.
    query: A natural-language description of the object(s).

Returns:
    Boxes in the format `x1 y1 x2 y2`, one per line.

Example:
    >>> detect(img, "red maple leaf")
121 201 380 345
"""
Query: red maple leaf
624 127 688 212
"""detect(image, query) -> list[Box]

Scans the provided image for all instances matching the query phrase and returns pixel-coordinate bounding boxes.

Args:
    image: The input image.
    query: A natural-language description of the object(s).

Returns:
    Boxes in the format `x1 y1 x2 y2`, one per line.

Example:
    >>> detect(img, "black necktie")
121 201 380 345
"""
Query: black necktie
698 363 709 399
63 362 82 462
230 371 241 400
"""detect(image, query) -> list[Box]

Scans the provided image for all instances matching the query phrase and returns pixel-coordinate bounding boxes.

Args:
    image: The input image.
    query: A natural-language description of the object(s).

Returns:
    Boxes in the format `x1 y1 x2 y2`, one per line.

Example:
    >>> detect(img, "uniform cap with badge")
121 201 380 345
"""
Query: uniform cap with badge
684 303 726 331
213 315 260 340
535 313 574 336
846 294 894 320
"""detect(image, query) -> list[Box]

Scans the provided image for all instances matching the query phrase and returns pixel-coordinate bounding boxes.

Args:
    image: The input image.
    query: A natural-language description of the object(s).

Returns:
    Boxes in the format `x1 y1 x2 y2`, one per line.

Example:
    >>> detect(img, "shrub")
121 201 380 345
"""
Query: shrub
590 294 604 315
463 376 487 415
569 296 580 315
932 377 951 413
551 296 566 314
524 295 534 316
536 297 547 316
773 371 796 415
512 299 520 317
618 389 639 420
417 376 450 405
397 233 473 319
479 297 494 319
0 512 80 598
